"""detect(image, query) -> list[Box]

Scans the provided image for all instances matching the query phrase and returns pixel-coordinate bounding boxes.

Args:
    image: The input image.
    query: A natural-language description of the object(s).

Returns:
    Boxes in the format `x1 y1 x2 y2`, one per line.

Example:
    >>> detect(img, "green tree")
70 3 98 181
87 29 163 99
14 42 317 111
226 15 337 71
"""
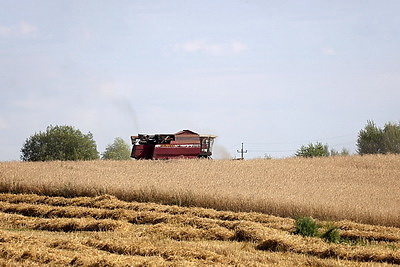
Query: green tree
382 122 400 154
102 137 131 160
357 120 400 155
21 125 99 161
356 120 384 155
295 142 329 158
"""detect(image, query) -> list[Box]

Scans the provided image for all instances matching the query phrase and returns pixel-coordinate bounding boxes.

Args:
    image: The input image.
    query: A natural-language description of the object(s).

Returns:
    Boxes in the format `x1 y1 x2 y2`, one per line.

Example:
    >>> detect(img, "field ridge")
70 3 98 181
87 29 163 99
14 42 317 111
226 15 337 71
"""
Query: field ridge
0 193 399 266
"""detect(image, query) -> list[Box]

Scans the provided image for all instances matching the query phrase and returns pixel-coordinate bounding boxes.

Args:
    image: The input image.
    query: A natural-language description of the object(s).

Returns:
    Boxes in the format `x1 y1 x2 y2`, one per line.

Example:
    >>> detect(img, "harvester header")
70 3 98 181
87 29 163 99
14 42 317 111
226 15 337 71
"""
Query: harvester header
131 130 216 159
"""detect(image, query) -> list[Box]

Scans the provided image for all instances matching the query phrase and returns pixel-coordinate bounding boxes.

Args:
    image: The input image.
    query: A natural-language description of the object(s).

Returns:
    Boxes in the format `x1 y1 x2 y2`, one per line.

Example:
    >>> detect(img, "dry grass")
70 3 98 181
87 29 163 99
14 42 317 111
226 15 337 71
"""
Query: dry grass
0 193 399 266
0 154 399 226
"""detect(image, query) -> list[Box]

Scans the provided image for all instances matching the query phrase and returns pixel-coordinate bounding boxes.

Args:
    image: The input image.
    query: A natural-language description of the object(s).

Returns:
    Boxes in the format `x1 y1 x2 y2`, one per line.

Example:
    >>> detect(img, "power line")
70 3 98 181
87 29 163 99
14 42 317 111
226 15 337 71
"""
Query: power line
226 133 357 159
246 133 357 146
247 149 297 153
329 142 355 147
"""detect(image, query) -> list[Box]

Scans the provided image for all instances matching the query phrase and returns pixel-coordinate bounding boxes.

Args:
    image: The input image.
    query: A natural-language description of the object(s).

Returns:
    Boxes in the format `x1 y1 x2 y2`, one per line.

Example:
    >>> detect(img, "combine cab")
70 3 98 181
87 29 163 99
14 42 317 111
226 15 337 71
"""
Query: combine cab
131 130 216 159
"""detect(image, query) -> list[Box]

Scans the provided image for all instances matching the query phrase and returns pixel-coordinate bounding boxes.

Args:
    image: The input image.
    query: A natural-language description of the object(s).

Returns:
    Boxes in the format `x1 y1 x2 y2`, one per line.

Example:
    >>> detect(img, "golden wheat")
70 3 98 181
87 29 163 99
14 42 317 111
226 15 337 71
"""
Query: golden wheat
0 193 399 266
1 154 399 226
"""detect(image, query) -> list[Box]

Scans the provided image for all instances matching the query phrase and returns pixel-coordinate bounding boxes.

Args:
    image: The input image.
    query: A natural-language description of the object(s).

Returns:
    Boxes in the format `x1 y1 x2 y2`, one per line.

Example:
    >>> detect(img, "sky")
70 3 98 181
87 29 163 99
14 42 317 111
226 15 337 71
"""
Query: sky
1 0 400 161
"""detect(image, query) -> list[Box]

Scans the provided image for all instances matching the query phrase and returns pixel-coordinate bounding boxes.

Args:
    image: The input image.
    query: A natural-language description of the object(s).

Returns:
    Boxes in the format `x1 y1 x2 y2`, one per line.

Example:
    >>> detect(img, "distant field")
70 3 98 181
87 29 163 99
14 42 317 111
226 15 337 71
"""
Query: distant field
0 193 399 266
1 154 399 226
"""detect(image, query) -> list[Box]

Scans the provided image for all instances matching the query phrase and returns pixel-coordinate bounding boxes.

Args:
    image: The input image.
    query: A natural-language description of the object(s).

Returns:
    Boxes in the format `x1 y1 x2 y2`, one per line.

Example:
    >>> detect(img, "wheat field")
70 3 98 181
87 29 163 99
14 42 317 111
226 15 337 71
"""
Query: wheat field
0 154 399 226
0 193 399 266
0 155 399 265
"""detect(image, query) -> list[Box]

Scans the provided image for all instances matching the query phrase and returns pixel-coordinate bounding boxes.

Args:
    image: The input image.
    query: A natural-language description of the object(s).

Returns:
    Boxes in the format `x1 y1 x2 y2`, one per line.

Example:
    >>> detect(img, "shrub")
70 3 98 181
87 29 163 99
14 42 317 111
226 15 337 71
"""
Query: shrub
294 217 341 243
330 148 350 156
295 142 329 158
321 224 340 243
294 217 319 237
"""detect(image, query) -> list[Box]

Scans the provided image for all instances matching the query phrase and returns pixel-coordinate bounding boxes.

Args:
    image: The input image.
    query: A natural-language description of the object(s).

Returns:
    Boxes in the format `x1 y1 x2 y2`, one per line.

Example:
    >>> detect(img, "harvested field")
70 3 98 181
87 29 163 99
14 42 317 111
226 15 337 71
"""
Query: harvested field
0 154 399 226
0 193 399 266
0 155 399 265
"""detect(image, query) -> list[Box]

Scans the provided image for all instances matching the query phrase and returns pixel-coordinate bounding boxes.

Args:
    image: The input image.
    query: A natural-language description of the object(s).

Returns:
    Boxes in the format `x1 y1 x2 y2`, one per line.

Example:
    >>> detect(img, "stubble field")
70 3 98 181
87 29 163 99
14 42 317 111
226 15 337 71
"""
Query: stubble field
0 154 399 265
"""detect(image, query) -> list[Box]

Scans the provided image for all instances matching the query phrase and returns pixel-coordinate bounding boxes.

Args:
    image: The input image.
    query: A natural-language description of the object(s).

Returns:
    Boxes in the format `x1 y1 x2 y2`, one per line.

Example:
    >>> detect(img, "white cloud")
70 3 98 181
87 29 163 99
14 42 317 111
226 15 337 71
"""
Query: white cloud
178 39 205 52
0 21 37 38
19 21 36 35
322 46 336 55
231 41 248 54
174 39 248 56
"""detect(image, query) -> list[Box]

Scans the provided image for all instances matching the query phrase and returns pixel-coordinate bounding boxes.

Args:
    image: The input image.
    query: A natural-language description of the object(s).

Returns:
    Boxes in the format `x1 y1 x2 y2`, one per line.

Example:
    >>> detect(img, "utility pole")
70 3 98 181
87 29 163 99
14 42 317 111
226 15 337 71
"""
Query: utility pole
237 143 247 160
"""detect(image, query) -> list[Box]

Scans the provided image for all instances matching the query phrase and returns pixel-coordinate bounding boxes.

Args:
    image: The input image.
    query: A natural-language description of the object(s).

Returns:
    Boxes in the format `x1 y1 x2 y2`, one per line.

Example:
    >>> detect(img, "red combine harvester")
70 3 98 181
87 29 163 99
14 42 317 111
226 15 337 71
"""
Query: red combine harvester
131 130 217 159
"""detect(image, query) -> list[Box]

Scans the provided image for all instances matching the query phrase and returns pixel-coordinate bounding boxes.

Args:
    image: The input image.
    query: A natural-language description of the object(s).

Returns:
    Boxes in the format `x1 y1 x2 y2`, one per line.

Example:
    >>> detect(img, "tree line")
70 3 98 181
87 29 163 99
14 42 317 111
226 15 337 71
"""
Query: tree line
20 120 400 161
21 125 131 161
295 120 400 158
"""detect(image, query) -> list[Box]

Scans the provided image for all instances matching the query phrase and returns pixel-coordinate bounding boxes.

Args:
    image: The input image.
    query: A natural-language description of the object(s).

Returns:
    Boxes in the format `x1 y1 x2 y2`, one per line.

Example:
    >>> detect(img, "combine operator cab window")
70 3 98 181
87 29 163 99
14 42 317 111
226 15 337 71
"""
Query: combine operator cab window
200 136 216 158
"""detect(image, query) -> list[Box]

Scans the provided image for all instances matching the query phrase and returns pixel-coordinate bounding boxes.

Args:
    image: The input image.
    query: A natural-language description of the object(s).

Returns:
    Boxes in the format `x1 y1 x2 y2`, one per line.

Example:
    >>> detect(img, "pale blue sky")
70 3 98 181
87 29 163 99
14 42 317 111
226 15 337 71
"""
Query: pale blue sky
1 1 399 160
